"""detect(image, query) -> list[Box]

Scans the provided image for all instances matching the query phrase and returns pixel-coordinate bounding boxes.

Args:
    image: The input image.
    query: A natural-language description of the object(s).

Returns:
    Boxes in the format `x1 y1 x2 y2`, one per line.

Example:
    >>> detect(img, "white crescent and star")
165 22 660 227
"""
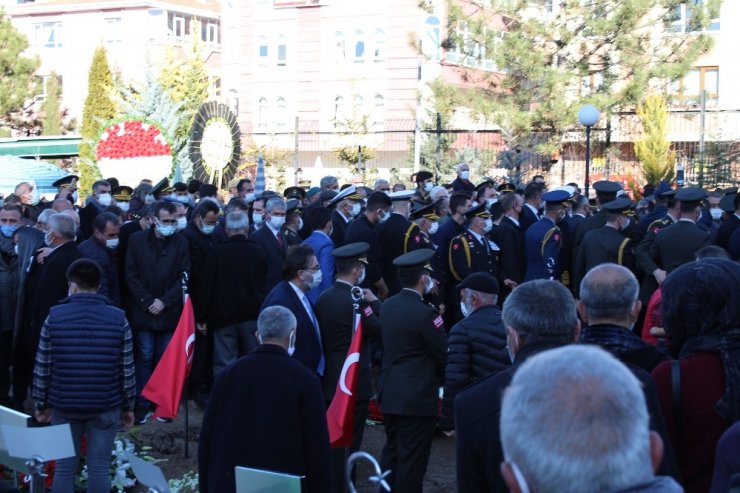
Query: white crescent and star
185 333 196 366
338 352 360 396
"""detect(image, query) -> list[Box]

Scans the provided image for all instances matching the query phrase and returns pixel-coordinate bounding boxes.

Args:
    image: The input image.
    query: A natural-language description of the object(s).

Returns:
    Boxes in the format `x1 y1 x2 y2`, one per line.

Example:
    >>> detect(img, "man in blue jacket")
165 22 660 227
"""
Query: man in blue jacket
33 258 135 493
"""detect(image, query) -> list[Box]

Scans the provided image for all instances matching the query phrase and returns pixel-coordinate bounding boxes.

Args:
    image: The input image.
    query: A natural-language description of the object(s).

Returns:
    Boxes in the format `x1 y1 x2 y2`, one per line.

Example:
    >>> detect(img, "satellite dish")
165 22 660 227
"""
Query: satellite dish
190 102 241 188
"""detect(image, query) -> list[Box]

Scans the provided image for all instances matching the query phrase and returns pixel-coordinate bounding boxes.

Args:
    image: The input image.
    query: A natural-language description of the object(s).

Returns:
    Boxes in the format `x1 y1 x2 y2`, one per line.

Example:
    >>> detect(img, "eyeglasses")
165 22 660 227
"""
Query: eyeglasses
303 265 320 272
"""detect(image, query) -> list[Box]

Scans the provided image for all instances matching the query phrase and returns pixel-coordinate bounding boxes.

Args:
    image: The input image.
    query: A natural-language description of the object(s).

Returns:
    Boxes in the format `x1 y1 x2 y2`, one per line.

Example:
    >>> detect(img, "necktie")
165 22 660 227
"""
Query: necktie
276 232 284 249
301 294 325 375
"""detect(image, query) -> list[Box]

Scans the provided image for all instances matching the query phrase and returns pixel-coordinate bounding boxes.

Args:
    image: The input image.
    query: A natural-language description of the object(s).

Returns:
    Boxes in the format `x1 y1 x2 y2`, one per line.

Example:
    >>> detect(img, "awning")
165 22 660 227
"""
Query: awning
0 136 81 159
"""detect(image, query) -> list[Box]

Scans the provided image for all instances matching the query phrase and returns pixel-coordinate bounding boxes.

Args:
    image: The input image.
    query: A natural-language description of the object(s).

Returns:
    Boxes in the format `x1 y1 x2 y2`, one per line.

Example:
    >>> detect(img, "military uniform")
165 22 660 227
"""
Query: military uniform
636 205 678 304
650 220 711 273
329 186 364 248
523 190 574 282
449 231 500 282
377 191 418 296
345 215 383 291
379 249 447 493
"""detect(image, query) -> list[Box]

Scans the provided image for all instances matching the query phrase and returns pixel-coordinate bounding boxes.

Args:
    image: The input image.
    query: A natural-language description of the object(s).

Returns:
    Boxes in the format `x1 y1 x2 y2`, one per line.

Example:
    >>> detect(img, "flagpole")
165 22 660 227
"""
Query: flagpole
182 271 190 459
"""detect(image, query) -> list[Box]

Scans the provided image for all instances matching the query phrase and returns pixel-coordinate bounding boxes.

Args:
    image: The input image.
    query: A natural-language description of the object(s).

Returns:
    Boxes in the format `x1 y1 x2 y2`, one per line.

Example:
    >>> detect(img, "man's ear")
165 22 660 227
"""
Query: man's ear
573 318 582 342
576 299 588 323
500 463 523 493
630 299 643 323
506 327 519 354
650 431 664 473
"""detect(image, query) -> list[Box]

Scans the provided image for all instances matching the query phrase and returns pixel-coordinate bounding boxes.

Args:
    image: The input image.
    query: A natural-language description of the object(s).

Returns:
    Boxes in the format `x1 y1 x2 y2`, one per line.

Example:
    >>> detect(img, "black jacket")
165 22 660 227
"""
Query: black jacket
574 225 634 293
581 323 667 373
650 220 711 273
330 209 351 248
377 213 416 295
78 236 121 306
124 229 190 332
440 304 508 431
199 344 330 493
315 281 381 402
33 241 82 336
345 215 383 287
717 213 740 250
251 224 287 294
181 222 219 318
489 216 525 285
519 204 539 232
199 235 267 330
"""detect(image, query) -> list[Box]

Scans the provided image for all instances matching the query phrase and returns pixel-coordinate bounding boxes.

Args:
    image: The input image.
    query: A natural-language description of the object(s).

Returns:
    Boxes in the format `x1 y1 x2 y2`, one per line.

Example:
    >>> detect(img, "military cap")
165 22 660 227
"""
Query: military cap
284 186 306 200
415 171 434 183
286 198 302 214
409 201 439 221
661 189 677 199
52 175 78 189
388 190 415 202
475 180 495 194
653 181 672 200
331 242 369 264
719 193 737 213
320 190 338 204
112 185 134 202
172 182 188 192
542 189 571 205
307 187 321 199
151 177 170 196
497 182 516 193
550 185 577 202
601 197 634 216
675 187 707 206
105 177 120 189
464 202 491 219
392 248 435 270
330 185 363 206
457 272 499 295
593 181 622 194
723 187 738 195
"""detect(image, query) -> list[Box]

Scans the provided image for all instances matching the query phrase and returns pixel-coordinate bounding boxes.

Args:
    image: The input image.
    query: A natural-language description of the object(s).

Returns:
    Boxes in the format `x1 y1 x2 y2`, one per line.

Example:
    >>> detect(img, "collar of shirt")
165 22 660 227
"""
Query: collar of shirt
678 218 695 224
336 279 354 288
468 229 486 244
574 213 585 218
314 230 330 239
338 210 351 223
525 203 539 216
401 288 422 299
507 216 520 227
288 280 307 299
666 213 678 223
266 220 280 238
735 213 740 221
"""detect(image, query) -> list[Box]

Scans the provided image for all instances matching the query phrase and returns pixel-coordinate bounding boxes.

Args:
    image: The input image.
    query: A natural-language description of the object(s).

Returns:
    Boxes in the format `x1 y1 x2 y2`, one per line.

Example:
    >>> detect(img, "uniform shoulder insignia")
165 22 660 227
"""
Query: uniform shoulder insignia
432 315 444 330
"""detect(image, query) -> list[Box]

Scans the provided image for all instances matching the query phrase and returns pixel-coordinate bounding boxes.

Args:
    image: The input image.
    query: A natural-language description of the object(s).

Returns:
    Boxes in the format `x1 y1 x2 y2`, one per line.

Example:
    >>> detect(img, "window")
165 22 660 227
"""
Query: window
34 74 63 102
668 66 719 106
208 76 221 98
671 1 720 33
258 35 269 66
33 22 62 48
335 31 346 61
174 16 185 39
276 97 288 129
257 97 268 129
276 34 287 66
354 30 365 62
424 16 441 61
352 94 364 115
104 18 122 44
373 29 385 61
373 94 384 130
334 96 345 123
201 21 219 45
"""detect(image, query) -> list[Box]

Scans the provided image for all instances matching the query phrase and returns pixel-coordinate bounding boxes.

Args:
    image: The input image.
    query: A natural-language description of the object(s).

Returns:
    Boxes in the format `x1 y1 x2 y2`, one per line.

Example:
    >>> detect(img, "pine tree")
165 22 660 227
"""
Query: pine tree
0 10 40 130
41 72 62 135
634 94 675 185
78 46 117 196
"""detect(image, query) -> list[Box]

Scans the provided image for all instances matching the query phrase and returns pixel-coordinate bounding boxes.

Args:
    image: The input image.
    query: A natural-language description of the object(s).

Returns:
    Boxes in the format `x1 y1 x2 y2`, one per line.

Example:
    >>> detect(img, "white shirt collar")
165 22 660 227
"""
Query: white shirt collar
506 216 520 227
468 229 485 243
288 280 307 300
525 203 539 216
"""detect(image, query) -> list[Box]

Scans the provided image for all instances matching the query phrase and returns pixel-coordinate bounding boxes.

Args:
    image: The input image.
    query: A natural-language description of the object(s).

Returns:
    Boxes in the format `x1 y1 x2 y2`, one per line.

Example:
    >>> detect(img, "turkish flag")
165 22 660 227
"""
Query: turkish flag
326 314 363 448
141 295 196 419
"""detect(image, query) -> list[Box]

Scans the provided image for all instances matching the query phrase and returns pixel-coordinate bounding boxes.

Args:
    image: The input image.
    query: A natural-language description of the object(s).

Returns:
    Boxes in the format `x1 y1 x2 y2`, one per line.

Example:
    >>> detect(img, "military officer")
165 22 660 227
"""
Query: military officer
377 190 417 296
524 189 570 281
329 185 364 248
314 242 382 493
281 198 303 247
573 180 621 253
649 187 712 276
409 201 445 313
378 249 447 493
550 185 577 289
111 185 134 217
448 202 500 283
52 174 79 204
573 197 636 293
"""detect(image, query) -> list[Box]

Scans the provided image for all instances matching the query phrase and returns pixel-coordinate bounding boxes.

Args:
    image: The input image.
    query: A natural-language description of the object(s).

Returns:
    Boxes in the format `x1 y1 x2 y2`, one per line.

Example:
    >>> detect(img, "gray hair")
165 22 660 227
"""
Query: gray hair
47 213 76 241
37 208 56 225
580 264 638 321
502 280 577 343
430 185 448 201
500 345 652 493
257 306 296 340
225 211 249 231
319 175 337 190
456 162 469 172
265 197 286 214
59 208 80 227
374 179 389 190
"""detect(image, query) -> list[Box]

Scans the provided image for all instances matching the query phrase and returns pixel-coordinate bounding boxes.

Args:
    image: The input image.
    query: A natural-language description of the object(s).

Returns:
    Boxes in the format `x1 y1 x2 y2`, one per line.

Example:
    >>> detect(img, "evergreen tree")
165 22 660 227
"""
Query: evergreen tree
634 94 675 185
440 0 719 172
41 72 62 135
0 10 40 130
79 46 117 196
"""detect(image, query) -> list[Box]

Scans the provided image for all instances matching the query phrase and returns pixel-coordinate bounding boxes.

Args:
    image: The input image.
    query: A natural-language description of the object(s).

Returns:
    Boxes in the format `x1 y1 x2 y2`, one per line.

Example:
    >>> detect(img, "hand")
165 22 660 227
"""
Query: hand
35 408 52 424
121 411 135 428
438 303 446 316
196 323 208 334
148 298 165 315
503 279 518 290
442 430 456 438
430 278 440 296
36 247 52 264
649 326 666 337
653 269 667 285
362 289 378 303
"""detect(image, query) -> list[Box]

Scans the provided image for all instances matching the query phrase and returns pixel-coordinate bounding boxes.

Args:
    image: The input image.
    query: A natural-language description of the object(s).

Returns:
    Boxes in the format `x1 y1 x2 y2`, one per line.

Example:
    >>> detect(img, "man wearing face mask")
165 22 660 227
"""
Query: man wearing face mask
164 198 189 233
315 242 382 492
261 244 326 376
79 180 112 241
282 199 303 247
573 197 637 294
453 163 475 193
170 182 192 206
302 207 335 303
378 190 419 296
14 181 44 224
378 249 447 493
329 186 364 248
52 175 79 207
413 171 435 204
235 178 256 204
490 192 526 298
125 201 191 424
252 197 289 293
0 205 22 409
449 203 501 294
440 272 507 435
523 190 570 282
78 212 122 306
111 186 134 221
344 192 392 299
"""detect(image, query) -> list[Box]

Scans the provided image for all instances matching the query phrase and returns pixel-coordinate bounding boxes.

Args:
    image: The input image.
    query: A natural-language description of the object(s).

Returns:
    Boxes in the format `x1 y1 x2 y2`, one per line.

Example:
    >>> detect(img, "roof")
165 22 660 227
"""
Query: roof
10 0 220 16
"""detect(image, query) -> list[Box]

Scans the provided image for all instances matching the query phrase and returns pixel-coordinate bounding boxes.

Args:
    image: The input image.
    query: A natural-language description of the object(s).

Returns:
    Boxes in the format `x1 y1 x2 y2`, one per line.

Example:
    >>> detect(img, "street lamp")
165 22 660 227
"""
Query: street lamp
578 104 600 199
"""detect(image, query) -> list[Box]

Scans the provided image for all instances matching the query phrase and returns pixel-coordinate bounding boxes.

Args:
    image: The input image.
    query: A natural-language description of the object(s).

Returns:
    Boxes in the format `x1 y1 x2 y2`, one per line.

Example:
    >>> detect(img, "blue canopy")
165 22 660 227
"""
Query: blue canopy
0 156 69 198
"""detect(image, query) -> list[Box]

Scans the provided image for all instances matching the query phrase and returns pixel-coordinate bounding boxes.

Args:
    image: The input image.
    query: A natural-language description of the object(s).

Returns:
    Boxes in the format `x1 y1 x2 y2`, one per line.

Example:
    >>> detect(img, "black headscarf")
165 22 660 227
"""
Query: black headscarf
662 258 740 422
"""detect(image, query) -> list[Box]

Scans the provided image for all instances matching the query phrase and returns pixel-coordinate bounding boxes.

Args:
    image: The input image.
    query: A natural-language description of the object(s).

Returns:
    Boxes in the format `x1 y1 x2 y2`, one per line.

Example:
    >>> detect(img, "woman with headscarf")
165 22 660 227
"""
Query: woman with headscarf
652 258 740 493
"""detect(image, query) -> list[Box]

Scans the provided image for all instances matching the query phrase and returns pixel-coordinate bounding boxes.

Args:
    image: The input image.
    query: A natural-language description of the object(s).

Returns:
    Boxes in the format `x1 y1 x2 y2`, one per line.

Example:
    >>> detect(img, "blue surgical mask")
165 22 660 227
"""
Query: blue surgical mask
200 223 216 235
0 224 18 238
252 212 264 225
156 222 176 237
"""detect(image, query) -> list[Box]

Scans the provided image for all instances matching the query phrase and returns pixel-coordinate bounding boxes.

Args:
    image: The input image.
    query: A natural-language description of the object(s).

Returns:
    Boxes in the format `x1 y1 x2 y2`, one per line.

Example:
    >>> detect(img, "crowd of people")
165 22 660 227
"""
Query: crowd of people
0 164 738 492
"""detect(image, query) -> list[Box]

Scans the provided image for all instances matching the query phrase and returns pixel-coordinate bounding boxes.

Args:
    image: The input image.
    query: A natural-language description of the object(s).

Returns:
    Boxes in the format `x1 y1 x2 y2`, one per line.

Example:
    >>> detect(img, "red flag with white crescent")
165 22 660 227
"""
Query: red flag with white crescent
326 313 363 448
141 295 196 419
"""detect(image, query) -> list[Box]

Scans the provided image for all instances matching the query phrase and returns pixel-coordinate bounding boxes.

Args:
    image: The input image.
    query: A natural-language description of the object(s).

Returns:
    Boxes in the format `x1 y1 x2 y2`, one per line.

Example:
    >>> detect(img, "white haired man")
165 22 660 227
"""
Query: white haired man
500 345 681 493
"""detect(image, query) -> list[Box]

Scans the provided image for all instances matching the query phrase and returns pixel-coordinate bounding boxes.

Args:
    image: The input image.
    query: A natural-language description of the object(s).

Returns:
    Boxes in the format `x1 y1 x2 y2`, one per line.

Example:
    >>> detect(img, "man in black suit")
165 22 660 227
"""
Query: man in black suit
377 190 417 296
519 182 543 232
199 306 330 493
345 191 392 299
199 211 267 375
251 196 288 293
315 242 382 493
78 179 112 240
567 194 589 234
489 191 525 296
717 192 739 249
329 186 363 248
261 244 325 376
572 180 620 254
379 249 447 492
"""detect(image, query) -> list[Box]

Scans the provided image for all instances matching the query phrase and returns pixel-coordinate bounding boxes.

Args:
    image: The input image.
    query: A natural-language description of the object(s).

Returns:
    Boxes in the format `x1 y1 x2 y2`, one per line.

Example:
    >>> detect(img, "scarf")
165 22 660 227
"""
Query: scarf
581 324 648 355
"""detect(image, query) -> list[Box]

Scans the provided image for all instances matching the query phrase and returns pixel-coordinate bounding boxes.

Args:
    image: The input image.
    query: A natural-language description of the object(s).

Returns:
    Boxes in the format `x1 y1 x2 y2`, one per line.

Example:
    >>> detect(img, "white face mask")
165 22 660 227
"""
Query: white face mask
71 191 79 203
244 192 256 203
378 210 389 224
270 216 285 230
620 217 631 231
424 182 434 193
155 221 176 237
306 269 322 289
252 212 264 225
97 193 112 207
357 267 366 285
145 194 155 205
483 218 493 232
14 244 19 256
176 216 187 231
710 208 723 221
460 300 471 318
460 170 470 180
200 223 216 235
296 218 304 231
428 221 439 235
287 330 296 356
486 198 498 208
106 238 119 249
351 203 362 217
424 275 434 294
117 201 130 212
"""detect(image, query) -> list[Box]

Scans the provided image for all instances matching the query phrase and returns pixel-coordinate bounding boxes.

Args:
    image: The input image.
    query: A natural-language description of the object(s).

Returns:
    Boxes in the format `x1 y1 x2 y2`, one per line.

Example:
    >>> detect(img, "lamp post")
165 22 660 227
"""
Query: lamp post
578 104 600 199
